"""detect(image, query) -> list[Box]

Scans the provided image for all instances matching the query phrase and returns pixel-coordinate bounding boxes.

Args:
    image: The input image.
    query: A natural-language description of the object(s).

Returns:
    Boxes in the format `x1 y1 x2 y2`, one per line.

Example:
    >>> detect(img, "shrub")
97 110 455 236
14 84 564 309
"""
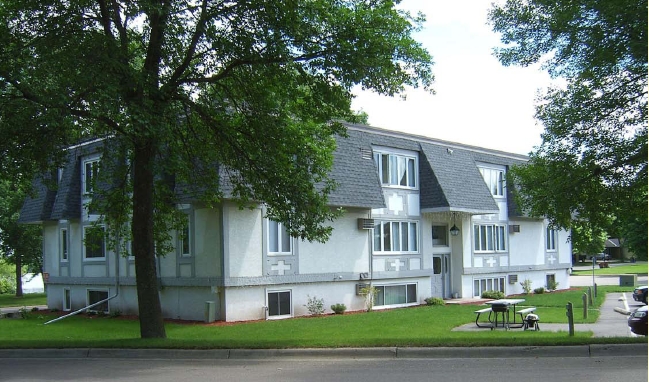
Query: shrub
304 295 325 315
534 287 545 294
424 297 445 306
519 279 532 294
330 303 347 314
547 279 559 291
481 290 505 299
0 276 15 295
359 285 378 312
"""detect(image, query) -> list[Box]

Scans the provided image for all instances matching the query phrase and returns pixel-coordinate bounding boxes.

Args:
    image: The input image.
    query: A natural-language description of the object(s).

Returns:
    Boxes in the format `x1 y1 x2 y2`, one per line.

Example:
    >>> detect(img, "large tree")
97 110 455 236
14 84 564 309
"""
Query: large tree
0 1 433 338
0 178 43 297
489 0 647 257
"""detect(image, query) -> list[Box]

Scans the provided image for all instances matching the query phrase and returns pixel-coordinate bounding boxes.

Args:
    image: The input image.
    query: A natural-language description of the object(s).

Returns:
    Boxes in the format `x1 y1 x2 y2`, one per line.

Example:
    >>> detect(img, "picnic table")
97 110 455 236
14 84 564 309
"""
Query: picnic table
473 299 537 330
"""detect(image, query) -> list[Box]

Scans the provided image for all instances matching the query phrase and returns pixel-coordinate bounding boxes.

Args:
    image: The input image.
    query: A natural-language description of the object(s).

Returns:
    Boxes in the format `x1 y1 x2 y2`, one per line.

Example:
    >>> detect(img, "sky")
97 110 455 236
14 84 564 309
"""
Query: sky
351 0 554 155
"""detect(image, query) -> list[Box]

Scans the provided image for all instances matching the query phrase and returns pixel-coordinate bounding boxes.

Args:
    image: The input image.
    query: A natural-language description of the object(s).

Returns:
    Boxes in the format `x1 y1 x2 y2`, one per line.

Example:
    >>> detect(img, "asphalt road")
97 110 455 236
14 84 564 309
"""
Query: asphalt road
1 354 646 382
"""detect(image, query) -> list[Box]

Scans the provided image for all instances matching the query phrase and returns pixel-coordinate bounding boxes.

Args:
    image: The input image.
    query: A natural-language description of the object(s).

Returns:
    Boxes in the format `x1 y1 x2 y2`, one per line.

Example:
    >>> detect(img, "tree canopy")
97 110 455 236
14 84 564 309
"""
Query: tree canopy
0 0 433 337
489 0 647 258
0 178 43 296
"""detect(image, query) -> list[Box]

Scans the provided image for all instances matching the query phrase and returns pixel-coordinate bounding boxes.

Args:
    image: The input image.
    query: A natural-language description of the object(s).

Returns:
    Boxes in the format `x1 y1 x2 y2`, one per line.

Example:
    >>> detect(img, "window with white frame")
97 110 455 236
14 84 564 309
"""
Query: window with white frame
473 277 506 297
473 224 507 252
479 167 505 197
268 219 292 255
87 289 109 313
431 225 448 246
60 228 68 261
373 220 418 253
373 152 417 188
546 226 557 251
82 158 100 195
180 222 190 256
63 288 71 311
374 284 417 307
267 290 291 318
83 225 106 259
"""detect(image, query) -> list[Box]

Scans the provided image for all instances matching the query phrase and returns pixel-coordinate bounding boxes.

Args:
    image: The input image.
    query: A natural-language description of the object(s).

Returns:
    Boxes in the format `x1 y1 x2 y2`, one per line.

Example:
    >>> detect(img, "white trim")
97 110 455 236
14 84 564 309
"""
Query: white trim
59 228 69 262
62 287 71 312
83 225 106 260
86 288 109 313
265 289 292 319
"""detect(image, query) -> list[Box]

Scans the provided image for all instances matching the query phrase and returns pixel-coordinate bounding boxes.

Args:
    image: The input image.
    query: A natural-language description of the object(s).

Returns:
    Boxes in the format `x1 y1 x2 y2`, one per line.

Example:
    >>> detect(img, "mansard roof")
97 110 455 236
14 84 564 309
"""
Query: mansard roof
19 124 529 223
341 123 528 215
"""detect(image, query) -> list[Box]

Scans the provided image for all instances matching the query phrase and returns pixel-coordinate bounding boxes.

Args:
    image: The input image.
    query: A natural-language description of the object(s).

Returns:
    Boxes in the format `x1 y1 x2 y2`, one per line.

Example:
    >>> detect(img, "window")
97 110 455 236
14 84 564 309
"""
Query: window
63 288 71 311
83 158 100 195
433 257 442 275
479 167 505 197
268 220 292 255
84 225 105 259
473 277 506 297
546 274 556 289
374 284 417 307
60 228 68 261
373 152 417 188
432 225 448 246
473 224 507 252
267 290 291 318
546 226 557 251
373 220 418 253
87 289 109 313
179 221 191 257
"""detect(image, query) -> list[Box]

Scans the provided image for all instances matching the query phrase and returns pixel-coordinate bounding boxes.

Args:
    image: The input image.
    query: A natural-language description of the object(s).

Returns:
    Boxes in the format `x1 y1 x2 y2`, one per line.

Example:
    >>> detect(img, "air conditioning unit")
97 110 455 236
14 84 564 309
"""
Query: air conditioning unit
508 274 518 284
509 225 520 233
356 283 369 295
357 218 374 230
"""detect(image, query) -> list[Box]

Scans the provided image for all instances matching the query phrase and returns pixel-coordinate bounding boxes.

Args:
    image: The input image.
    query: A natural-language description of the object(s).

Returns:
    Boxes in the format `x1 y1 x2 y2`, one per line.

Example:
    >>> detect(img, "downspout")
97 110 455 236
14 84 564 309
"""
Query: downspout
45 231 121 325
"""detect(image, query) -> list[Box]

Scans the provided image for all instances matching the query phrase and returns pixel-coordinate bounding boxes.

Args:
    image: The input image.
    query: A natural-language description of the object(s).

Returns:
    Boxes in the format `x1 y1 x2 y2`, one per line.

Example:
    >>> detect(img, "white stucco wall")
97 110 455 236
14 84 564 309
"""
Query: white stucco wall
508 219 545 266
224 203 262 278
194 207 222 278
298 209 370 275
223 277 430 322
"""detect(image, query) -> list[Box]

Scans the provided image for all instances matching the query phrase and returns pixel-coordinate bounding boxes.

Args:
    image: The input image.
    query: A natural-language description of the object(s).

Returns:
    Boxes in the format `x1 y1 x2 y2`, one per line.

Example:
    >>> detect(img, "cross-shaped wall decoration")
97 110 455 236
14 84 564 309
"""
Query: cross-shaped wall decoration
548 254 557 264
486 257 497 267
271 260 291 275
389 259 405 271
388 193 404 215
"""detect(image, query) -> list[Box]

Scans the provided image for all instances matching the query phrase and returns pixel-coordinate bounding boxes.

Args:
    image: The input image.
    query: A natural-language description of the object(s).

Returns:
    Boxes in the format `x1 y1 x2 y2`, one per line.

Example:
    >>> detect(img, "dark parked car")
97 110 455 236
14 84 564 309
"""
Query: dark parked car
628 305 648 336
633 286 648 305
589 253 610 261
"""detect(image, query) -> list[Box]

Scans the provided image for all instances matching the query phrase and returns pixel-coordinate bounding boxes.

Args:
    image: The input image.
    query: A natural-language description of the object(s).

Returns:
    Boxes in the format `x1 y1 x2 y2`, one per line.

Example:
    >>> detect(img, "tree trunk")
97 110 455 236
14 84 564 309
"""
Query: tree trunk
14 253 23 297
132 138 166 338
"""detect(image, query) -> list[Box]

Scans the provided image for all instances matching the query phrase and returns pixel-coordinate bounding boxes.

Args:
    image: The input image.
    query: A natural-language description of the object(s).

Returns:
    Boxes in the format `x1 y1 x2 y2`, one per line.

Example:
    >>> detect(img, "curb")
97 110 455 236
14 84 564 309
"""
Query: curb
0 344 646 360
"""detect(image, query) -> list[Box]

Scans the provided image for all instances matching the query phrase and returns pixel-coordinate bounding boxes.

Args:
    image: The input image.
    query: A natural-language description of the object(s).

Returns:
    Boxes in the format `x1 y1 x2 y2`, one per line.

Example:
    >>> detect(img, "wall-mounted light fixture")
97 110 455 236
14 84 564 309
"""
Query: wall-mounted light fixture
449 213 460 236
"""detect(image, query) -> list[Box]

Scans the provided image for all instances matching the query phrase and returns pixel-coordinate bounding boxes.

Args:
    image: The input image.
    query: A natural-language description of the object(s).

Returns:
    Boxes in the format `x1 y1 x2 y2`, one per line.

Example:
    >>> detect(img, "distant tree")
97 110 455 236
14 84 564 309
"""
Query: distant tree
489 0 647 252
0 179 43 297
0 1 433 338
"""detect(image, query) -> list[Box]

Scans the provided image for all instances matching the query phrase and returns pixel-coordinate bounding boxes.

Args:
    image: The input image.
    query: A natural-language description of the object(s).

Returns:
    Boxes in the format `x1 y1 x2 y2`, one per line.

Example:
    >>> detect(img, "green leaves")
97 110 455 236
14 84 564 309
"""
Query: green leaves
490 0 647 257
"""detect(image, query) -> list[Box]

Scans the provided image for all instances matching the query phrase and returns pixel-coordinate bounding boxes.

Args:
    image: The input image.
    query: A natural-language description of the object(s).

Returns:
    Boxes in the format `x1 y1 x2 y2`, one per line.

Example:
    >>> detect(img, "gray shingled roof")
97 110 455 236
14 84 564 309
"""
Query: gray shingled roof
419 142 499 213
19 124 529 223
17 176 57 224
327 129 385 208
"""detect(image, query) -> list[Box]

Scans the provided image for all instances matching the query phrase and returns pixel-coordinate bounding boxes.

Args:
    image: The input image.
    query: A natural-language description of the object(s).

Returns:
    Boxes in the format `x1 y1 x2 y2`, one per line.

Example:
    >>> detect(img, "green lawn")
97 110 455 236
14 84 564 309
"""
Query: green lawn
0 287 644 349
571 262 648 276
0 293 47 308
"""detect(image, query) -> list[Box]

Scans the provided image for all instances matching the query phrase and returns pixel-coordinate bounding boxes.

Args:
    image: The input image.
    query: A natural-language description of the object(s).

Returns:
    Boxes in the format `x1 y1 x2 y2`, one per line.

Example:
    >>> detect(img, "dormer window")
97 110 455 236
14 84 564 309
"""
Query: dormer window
373 151 417 188
478 166 505 197
83 158 100 195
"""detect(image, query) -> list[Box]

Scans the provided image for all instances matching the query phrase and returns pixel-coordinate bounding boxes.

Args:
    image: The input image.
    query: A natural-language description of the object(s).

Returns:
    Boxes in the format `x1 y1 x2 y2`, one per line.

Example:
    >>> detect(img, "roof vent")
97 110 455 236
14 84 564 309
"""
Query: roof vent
360 148 373 160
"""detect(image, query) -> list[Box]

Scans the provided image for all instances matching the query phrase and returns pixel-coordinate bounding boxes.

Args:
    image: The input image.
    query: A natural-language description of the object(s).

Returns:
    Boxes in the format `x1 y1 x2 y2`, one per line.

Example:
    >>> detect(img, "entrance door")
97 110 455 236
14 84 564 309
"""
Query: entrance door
431 254 452 299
